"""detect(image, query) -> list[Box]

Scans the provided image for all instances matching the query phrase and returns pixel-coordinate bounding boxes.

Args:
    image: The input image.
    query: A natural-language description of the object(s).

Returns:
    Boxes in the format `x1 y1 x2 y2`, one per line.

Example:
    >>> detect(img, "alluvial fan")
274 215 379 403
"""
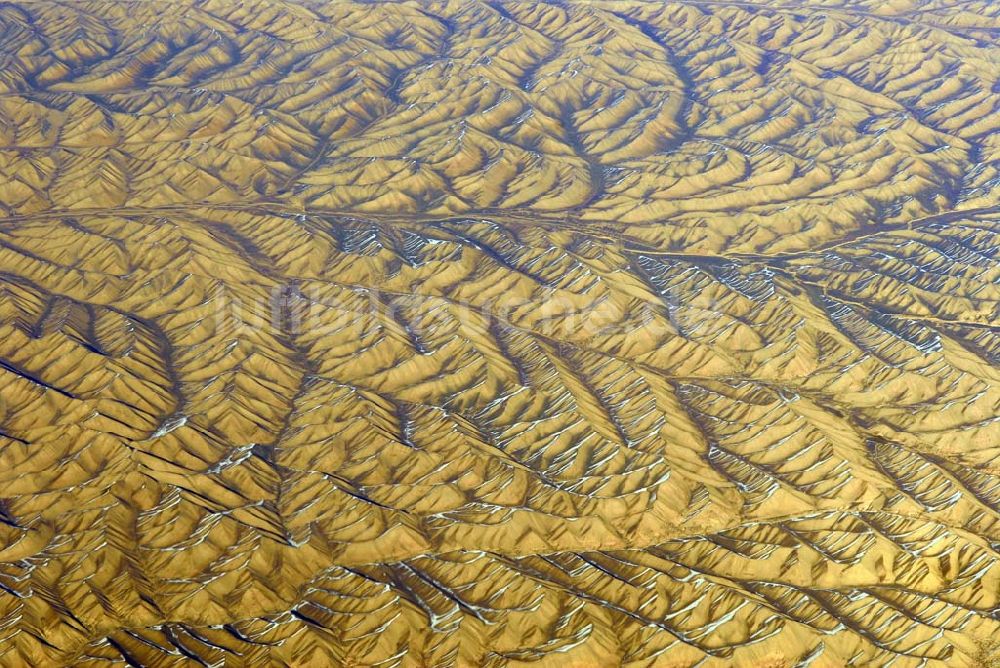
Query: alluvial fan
0 0 998 666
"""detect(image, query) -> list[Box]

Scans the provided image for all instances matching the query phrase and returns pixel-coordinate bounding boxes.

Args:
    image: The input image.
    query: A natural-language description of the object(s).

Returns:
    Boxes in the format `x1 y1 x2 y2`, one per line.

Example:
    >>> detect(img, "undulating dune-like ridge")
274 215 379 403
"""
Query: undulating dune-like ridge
0 1 998 666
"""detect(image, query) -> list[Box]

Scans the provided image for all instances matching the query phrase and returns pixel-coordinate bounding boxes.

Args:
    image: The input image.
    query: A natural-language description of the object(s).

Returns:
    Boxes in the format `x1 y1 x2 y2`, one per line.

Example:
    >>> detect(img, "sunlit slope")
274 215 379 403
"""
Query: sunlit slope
1 0 999 252
0 1 997 667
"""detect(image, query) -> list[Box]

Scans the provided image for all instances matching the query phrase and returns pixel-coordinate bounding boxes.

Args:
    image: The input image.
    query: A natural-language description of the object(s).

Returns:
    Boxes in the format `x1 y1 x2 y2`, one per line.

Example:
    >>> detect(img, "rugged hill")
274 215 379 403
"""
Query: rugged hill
0 0 998 666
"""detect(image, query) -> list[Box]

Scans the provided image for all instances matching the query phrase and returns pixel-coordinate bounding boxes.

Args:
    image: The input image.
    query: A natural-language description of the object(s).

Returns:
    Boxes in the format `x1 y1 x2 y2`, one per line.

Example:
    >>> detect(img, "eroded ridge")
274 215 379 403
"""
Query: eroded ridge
1 0 999 252
0 206 997 666
0 1 997 667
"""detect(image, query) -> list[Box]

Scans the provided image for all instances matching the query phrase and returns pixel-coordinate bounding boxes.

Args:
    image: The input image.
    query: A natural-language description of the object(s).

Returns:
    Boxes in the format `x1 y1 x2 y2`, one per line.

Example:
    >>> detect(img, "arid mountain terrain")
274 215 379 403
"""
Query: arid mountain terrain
0 0 998 666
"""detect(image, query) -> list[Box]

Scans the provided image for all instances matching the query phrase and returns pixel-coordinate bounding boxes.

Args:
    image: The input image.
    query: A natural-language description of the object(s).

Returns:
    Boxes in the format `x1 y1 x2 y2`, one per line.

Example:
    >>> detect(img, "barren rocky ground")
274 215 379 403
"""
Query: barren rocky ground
0 0 998 666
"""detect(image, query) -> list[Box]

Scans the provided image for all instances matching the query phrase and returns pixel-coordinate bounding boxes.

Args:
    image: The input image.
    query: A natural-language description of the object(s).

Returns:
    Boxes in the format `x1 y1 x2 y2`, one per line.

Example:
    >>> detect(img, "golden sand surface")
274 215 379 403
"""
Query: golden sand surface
0 0 998 665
